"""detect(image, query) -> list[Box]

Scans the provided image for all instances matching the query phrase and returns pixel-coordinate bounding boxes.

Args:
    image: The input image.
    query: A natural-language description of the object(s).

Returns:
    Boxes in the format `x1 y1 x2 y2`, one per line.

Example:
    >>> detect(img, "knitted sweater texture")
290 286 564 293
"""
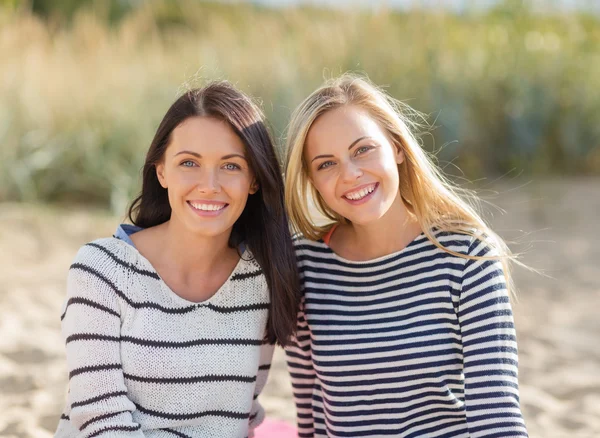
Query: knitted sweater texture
55 237 273 438
286 231 528 438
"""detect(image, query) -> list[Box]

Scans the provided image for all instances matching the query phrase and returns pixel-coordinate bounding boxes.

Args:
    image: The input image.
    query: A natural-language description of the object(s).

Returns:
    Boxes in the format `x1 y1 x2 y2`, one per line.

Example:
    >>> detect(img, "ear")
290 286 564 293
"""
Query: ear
395 144 405 165
249 179 259 195
156 162 167 189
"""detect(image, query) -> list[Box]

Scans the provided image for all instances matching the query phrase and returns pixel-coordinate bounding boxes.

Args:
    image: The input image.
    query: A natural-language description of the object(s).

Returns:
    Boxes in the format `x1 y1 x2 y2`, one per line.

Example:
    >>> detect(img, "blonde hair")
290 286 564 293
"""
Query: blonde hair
284 73 518 294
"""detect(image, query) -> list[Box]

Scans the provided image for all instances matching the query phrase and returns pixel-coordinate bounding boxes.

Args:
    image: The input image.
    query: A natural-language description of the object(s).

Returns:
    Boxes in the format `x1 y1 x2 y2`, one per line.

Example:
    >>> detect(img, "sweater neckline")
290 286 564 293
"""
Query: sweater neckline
115 237 249 307
320 231 427 266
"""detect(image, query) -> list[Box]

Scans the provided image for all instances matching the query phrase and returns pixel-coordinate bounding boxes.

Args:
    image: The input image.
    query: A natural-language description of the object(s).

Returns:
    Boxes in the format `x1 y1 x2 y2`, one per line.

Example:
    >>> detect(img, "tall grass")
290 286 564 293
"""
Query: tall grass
1 1 599 212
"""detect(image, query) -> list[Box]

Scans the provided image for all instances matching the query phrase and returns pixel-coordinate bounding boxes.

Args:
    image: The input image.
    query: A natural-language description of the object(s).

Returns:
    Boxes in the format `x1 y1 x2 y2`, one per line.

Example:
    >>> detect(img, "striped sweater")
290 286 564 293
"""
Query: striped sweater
55 235 273 438
285 231 528 438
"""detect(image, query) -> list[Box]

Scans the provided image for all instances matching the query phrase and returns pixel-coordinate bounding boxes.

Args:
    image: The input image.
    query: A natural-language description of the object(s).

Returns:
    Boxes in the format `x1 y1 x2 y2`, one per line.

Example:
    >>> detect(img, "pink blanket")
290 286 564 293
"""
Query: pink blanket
254 419 297 437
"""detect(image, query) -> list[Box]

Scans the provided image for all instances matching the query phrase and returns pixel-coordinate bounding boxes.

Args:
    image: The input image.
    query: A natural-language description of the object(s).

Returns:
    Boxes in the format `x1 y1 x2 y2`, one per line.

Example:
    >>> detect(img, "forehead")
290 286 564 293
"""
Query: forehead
305 105 385 155
168 116 246 155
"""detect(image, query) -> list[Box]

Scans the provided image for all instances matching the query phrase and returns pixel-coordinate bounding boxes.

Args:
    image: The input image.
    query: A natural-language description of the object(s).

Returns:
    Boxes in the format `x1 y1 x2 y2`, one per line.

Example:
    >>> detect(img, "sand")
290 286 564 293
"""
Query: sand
0 178 599 437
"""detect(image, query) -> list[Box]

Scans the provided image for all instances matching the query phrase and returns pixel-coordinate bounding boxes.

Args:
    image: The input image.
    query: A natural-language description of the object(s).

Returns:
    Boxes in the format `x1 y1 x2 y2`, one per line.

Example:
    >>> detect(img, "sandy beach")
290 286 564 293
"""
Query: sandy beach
1 178 599 438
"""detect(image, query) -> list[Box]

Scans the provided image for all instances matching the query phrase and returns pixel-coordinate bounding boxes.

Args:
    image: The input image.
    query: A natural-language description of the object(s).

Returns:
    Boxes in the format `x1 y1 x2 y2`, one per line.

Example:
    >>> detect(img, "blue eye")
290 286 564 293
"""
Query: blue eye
317 161 335 170
223 163 241 171
355 146 373 155
181 160 196 167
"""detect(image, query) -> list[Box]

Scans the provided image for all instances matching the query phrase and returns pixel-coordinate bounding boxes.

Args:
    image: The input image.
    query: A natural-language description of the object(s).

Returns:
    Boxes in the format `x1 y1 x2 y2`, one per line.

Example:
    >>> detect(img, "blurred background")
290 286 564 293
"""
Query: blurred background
0 0 598 437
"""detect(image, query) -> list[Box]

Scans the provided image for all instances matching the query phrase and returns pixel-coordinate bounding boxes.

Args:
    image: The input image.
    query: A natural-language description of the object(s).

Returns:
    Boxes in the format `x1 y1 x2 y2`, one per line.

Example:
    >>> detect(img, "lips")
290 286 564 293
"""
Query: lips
188 201 227 211
343 183 378 201
187 200 229 216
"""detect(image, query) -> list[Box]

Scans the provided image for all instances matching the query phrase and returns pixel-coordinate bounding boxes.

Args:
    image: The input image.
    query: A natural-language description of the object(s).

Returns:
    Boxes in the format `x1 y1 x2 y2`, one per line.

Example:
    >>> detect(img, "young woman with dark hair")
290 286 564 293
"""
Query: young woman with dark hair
55 82 300 438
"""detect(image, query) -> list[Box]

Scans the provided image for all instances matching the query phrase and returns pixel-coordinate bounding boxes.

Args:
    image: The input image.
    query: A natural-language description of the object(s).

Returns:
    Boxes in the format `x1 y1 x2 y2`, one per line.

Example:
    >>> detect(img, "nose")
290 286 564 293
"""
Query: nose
196 168 221 194
340 160 363 183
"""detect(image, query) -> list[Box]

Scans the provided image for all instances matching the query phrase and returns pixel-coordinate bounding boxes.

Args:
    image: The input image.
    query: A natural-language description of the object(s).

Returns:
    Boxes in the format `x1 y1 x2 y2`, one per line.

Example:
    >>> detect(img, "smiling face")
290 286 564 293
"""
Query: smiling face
305 105 404 226
156 116 257 238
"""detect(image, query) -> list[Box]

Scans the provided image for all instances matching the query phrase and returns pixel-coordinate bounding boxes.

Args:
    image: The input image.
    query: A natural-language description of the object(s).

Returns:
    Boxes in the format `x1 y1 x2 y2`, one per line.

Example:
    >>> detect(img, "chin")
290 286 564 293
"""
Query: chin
186 222 231 238
344 211 386 226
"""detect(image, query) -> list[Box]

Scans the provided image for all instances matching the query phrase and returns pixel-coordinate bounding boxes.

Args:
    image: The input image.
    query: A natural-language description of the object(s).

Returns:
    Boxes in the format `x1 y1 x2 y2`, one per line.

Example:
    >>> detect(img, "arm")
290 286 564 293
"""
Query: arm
61 245 145 437
284 297 316 438
248 341 275 436
458 239 528 437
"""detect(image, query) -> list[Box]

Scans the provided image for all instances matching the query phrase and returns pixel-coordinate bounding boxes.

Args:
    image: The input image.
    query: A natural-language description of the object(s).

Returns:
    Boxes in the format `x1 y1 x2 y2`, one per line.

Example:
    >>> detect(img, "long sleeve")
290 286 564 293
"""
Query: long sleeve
458 239 528 437
60 245 145 437
248 341 275 437
285 297 316 438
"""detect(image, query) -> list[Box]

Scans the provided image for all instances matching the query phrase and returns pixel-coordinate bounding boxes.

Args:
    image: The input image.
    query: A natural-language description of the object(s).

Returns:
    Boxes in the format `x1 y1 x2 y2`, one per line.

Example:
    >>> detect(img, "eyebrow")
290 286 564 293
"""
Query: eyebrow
348 136 371 150
174 150 247 161
310 136 373 163
221 153 248 161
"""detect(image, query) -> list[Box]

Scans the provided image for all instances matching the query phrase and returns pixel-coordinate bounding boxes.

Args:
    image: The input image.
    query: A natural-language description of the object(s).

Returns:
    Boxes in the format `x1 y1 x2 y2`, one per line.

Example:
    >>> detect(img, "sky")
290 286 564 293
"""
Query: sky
224 0 600 13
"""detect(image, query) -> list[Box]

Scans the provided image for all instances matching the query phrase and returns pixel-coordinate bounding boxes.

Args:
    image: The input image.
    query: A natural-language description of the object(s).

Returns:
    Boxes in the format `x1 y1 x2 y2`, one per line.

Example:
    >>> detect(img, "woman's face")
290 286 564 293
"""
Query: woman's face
156 116 257 238
304 105 404 226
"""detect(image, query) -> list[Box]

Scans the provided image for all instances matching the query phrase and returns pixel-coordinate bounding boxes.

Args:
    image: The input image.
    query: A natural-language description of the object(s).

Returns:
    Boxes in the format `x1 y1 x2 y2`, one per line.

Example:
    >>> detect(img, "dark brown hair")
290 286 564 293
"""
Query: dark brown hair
128 82 300 345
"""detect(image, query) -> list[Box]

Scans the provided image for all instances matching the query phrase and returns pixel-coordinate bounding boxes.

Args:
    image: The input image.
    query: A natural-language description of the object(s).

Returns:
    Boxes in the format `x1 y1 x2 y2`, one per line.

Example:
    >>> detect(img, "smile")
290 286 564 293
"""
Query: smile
343 183 378 201
188 202 227 211
187 201 229 216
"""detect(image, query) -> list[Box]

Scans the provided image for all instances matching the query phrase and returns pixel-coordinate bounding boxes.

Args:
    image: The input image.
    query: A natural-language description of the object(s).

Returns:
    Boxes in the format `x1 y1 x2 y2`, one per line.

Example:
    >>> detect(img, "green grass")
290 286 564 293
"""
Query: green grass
1 0 599 212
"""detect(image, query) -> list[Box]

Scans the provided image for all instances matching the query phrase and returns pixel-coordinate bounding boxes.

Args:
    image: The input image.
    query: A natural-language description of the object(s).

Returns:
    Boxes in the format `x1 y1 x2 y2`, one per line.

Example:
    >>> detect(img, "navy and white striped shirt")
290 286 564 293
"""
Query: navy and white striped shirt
285 230 528 438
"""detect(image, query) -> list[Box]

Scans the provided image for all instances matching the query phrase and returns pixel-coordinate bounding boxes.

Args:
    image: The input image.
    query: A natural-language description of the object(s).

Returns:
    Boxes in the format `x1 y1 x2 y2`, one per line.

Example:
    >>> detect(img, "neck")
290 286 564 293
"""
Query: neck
157 219 237 275
344 194 422 259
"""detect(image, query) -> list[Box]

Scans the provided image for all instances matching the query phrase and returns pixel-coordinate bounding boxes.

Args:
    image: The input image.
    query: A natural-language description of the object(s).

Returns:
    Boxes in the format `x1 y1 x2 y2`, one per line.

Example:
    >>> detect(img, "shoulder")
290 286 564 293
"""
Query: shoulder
426 229 500 259
292 233 328 253
425 229 470 254
216 249 270 305
454 231 506 285
73 236 134 263
291 234 332 267
234 249 265 281
66 237 142 305
465 233 501 258
70 237 139 280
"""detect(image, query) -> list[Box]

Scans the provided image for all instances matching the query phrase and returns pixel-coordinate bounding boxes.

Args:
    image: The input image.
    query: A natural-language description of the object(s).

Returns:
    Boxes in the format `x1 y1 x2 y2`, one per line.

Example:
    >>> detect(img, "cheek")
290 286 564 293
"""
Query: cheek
225 175 253 199
168 169 196 188
372 154 400 180
179 173 198 187
312 172 340 203
383 161 401 178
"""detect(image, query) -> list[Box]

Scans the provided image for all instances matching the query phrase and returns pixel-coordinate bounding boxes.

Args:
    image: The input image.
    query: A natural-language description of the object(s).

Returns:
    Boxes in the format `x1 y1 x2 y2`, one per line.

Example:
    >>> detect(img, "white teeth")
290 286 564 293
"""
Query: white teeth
190 202 226 211
345 184 376 200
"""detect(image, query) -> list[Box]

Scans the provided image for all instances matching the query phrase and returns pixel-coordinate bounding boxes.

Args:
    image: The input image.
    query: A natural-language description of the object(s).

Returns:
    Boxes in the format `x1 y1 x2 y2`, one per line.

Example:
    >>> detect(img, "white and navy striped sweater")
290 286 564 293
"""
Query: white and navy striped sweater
55 236 273 438
285 231 528 438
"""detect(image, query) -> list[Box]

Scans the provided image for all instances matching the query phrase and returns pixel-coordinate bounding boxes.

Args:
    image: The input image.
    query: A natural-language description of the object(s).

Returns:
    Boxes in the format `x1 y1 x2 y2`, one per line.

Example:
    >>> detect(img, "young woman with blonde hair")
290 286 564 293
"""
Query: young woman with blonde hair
284 74 528 438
